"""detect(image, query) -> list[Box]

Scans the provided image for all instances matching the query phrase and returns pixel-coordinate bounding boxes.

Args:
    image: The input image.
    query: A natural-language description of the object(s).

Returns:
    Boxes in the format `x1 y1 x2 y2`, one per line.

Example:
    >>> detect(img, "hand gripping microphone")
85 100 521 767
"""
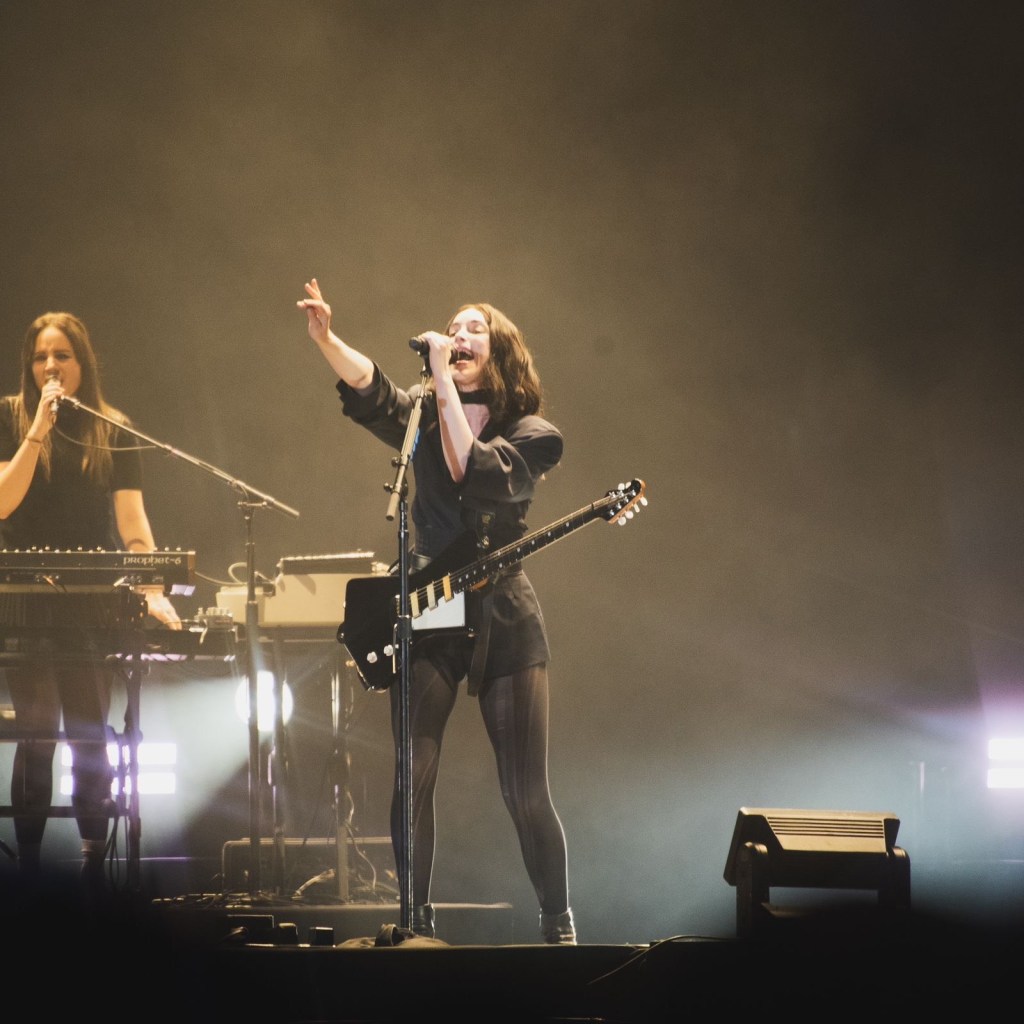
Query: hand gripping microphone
44 372 81 415
409 338 459 363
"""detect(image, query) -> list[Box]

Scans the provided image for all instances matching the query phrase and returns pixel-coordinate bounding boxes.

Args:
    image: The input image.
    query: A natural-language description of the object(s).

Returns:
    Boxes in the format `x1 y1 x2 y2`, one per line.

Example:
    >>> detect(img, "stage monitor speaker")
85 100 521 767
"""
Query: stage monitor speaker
723 807 911 939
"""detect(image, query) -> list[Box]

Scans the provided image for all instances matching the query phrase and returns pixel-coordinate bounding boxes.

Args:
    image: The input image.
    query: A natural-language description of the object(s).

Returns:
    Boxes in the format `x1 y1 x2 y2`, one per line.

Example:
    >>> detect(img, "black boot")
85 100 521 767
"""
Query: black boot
540 908 576 945
411 903 435 938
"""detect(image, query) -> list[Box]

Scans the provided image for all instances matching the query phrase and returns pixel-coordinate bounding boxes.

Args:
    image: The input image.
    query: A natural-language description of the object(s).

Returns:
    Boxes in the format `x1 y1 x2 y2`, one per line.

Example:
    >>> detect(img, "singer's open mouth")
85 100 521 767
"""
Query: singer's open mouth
453 349 473 363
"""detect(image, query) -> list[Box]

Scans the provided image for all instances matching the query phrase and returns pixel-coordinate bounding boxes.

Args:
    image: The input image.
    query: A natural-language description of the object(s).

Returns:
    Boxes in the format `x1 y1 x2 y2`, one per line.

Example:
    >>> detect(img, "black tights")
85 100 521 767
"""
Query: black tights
7 660 113 849
389 660 569 914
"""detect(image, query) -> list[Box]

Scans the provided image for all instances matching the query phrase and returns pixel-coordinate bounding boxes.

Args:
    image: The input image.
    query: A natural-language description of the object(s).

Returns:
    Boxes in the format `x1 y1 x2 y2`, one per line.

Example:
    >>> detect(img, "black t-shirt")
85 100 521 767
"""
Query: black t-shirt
0 395 143 550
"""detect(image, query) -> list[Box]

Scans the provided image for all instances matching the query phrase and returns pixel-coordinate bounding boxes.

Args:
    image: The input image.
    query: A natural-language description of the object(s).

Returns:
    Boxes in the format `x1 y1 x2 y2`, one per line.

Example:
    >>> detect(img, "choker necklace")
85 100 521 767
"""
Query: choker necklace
458 389 490 405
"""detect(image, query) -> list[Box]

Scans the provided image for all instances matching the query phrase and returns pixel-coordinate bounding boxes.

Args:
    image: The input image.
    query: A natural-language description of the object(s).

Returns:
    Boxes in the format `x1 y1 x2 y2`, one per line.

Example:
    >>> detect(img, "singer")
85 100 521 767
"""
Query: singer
0 311 180 898
297 279 576 944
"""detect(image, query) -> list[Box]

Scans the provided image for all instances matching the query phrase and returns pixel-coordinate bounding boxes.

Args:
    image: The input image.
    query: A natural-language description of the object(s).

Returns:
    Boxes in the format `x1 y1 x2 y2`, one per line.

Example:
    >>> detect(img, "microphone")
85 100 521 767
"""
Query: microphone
409 338 458 363
45 372 61 416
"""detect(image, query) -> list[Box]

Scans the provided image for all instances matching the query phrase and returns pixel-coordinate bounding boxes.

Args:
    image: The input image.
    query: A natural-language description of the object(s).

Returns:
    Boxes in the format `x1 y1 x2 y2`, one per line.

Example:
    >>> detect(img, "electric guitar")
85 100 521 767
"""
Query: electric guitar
339 478 648 691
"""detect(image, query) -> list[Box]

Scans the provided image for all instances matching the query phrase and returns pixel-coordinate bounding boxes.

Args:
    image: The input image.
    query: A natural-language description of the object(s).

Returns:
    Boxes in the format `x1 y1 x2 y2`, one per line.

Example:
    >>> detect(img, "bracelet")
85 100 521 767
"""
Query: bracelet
24 435 44 445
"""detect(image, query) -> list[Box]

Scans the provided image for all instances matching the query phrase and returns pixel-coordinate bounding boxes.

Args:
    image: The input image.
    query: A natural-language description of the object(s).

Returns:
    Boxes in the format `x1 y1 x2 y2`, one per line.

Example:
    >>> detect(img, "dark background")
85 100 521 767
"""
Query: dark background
2 1 1022 943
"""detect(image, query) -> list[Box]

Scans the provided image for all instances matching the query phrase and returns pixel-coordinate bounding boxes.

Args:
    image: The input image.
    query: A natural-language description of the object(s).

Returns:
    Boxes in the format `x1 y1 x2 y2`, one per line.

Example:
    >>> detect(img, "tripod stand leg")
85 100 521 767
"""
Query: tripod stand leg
122 657 143 891
269 636 289 894
331 656 352 900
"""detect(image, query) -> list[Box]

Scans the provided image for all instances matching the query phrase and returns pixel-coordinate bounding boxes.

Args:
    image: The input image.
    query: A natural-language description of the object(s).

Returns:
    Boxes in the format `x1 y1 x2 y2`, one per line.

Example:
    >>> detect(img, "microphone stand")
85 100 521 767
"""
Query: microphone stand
383 360 429 932
57 396 299 897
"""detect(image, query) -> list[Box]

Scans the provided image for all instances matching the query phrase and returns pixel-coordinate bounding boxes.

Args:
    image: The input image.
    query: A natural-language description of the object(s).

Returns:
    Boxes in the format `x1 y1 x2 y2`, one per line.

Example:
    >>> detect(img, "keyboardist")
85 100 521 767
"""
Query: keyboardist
0 311 180 898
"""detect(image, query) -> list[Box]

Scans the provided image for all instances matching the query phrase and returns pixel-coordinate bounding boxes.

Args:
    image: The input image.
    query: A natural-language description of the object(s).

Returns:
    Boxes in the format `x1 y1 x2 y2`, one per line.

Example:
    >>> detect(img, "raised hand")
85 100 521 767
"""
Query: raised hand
297 277 332 345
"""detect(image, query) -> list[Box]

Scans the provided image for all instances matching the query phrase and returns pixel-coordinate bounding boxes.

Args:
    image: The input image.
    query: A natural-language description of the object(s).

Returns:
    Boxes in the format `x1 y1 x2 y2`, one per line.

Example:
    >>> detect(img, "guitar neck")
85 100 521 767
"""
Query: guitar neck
435 493 624 598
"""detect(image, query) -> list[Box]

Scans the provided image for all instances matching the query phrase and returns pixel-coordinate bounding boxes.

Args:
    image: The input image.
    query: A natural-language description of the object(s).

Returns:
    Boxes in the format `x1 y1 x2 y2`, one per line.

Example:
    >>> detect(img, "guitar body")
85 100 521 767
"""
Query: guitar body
339 574 405 692
340 532 482 692
339 479 647 692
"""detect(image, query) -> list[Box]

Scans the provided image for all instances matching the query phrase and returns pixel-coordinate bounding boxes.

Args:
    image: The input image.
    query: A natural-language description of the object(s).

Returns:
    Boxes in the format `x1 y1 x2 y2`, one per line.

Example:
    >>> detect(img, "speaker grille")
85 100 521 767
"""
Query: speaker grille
766 814 887 840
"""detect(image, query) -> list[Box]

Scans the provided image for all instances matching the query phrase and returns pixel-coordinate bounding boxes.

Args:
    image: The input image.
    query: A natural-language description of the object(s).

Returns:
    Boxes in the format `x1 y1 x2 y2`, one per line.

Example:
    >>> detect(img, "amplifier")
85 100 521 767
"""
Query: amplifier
216 576 350 629
215 551 388 629
276 551 377 575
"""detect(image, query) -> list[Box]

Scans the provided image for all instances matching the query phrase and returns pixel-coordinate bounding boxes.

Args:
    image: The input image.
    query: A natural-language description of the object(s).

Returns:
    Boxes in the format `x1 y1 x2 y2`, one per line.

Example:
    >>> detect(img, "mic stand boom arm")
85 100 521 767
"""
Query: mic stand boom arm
58 395 299 518
57 396 299 896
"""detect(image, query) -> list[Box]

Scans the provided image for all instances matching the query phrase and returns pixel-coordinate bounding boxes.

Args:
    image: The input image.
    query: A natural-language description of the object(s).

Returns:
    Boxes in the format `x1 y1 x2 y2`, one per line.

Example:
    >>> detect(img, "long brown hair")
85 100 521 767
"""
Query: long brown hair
440 303 544 428
15 311 124 482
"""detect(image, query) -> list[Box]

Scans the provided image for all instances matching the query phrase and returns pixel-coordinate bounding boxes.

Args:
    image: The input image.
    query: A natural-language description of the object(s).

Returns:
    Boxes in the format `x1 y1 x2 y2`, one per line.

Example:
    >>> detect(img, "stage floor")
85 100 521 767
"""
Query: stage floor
4 870 1021 1022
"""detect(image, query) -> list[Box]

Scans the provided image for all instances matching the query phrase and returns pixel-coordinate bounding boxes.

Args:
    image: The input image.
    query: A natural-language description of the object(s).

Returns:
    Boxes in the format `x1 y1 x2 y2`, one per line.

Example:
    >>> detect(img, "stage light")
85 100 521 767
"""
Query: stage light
987 737 1024 789
59 741 178 796
234 670 293 733
104 772 177 796
723 807 911 939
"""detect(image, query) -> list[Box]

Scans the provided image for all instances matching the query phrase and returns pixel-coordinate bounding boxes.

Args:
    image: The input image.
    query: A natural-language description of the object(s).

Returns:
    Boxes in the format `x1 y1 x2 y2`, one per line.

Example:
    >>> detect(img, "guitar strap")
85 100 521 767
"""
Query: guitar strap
466 586 493 697
465 509 498 698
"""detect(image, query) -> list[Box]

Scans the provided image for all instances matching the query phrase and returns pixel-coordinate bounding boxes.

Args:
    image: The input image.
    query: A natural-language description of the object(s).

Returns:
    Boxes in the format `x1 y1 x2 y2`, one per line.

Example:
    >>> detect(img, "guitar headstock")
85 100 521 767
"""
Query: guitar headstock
602 478 648 525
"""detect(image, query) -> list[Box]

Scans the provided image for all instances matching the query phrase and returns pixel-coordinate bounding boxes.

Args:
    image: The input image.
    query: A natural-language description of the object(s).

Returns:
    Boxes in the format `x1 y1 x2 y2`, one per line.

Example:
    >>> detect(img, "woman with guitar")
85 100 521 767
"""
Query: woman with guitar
297 279 576 944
